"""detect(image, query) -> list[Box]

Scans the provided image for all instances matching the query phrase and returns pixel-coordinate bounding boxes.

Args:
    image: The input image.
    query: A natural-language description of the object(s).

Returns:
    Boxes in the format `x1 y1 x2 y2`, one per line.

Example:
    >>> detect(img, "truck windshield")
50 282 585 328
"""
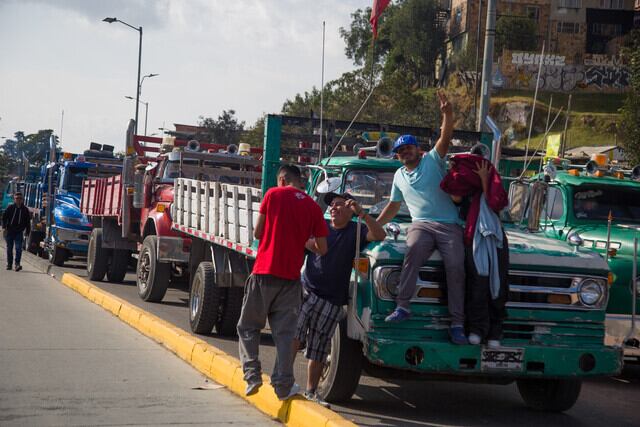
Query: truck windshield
160 160 200 183
573 185 640 222
343 170 410 217
64 167 90 193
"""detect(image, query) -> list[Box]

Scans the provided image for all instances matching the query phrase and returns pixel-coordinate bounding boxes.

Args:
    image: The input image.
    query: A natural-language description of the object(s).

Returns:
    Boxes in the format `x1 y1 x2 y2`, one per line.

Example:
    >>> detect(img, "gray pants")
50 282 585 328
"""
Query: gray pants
397 221 466 326
237 274 301 398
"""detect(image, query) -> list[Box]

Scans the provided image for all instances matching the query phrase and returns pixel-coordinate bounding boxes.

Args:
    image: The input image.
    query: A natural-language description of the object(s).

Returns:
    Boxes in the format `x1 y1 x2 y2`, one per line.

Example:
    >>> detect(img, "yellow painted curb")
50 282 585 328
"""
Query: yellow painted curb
59 273 357 427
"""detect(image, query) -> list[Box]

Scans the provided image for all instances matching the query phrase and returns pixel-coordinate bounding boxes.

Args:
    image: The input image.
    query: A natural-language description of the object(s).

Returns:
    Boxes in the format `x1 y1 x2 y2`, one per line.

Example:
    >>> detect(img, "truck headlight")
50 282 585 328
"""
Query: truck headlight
578 279 605 307
58 215 83 226
373 267 402 299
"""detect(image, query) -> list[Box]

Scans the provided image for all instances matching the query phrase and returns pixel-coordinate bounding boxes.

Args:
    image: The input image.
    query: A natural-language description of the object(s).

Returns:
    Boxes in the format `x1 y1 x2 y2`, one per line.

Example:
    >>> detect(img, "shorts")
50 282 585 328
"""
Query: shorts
294 292 343 362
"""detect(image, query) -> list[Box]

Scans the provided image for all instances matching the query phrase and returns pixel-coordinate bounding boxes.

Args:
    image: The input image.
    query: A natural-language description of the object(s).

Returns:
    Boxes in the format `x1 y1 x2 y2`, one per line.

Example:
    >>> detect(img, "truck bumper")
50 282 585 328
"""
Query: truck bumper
54 226 90 254
365 335 622 379
605 314 640 358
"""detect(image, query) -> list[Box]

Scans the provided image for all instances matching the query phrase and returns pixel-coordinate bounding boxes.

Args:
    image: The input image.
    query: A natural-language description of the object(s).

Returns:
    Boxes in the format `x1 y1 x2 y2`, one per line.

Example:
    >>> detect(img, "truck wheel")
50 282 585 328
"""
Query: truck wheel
215 286 244 337
189 261 223 334
49 245 66 266
317 318 363 403
87 228 111 281
107 249 130 283
517 379 582 412
136 235 170 302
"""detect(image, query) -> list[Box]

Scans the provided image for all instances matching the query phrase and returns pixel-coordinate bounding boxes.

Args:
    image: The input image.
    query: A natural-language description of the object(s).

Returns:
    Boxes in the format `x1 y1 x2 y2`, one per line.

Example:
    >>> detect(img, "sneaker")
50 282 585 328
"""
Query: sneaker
14 265 22 272
487 339 501 349
278 383 300 401
6 265 11 270
303 391 330 408
468 333 482 345
449 326 468 345
384 307 411 323
245 380 262 396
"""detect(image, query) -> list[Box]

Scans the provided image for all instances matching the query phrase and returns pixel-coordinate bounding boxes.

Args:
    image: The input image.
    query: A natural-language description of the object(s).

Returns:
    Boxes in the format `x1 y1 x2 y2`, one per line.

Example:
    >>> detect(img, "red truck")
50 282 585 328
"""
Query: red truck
80 120 258 302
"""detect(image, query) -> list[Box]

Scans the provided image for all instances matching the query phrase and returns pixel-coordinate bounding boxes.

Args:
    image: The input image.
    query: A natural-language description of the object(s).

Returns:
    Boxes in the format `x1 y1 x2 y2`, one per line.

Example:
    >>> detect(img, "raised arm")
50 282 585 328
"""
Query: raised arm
346 199 386 241
434 91 454 159
376 201 401 226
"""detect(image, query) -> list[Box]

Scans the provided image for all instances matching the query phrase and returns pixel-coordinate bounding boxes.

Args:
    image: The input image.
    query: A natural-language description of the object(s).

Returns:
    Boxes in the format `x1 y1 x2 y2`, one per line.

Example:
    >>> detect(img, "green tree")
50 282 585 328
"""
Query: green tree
495 16 538 55
620 29 640 164
339 5 395 69
198 110 246 146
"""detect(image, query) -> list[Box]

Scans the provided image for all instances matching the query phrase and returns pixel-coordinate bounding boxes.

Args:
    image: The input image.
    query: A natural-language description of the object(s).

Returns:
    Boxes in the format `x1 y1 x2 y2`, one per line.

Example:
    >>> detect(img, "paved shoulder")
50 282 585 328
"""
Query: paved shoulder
0 250 279 426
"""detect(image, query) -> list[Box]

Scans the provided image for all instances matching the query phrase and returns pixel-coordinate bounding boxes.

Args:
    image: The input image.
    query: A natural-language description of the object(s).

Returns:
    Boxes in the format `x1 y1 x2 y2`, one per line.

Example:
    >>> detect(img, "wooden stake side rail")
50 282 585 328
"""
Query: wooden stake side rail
173 178 261 259
80 175 123 218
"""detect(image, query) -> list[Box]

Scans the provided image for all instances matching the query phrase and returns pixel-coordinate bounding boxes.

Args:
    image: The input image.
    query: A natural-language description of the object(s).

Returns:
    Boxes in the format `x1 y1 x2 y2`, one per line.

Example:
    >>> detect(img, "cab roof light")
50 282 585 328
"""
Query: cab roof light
568 169 580 176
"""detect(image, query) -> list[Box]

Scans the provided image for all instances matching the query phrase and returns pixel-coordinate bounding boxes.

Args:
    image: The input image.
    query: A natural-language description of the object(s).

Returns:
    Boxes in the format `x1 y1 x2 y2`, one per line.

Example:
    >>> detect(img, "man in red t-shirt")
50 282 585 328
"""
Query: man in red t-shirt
237 164 328 400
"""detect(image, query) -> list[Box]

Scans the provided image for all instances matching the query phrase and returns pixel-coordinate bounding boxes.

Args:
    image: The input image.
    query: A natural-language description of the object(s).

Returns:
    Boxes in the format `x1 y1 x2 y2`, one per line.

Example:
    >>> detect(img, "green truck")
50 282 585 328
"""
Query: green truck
521 160 640 361
173 115 622 412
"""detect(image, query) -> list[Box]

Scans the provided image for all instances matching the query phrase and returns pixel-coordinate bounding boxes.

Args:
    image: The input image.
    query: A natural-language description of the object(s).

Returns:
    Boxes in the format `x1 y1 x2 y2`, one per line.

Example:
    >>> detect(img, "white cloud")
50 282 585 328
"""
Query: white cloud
0 0 368 153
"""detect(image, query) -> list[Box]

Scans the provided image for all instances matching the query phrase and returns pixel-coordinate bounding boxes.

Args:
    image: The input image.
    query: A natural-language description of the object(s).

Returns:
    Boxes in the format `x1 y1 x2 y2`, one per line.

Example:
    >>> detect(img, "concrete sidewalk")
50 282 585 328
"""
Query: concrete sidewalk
0 247 278 426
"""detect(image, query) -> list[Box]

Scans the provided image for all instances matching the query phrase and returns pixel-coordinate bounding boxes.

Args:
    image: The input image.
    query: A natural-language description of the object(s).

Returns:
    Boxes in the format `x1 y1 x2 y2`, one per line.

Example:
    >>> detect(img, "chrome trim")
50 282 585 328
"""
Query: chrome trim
372 266 608 310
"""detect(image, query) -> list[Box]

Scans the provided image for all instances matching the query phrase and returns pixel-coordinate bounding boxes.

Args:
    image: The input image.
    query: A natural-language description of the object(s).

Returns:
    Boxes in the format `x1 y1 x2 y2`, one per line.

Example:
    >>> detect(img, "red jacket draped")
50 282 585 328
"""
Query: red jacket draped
440 154 508 246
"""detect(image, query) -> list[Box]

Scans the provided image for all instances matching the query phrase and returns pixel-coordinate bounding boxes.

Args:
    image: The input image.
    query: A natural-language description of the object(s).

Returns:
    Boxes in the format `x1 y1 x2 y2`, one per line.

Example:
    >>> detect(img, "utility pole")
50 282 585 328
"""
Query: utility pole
476 0 497 132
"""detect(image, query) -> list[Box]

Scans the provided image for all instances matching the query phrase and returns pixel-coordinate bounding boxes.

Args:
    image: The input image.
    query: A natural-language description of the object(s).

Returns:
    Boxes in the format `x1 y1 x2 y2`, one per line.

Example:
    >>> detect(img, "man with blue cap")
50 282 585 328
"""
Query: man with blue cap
377 91 467 345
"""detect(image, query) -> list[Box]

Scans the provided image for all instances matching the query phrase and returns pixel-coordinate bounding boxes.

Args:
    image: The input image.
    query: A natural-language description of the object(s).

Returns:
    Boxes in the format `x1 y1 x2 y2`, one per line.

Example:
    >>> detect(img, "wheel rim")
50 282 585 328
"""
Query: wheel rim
87 238 94 272
137 247 151 293
190 274 202 322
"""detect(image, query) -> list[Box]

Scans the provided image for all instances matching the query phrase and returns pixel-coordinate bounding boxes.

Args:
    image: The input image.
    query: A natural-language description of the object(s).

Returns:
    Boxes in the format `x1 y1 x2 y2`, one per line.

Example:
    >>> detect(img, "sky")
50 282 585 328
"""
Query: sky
0 0 368 153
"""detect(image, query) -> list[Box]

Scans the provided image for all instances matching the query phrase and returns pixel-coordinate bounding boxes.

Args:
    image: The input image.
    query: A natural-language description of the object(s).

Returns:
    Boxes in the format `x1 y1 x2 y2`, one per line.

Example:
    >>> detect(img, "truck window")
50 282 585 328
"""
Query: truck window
63 167 90 193
573 185 640 222
343 169 410 217
544 187 564 220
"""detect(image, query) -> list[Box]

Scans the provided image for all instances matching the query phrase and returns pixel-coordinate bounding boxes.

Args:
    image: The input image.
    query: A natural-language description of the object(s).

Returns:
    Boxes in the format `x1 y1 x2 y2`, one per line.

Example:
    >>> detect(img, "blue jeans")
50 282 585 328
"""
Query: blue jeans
5 230 24 267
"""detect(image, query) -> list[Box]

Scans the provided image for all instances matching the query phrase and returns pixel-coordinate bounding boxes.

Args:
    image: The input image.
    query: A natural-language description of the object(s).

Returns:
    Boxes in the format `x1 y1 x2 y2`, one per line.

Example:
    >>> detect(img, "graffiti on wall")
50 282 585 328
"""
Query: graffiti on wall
502 50 629 92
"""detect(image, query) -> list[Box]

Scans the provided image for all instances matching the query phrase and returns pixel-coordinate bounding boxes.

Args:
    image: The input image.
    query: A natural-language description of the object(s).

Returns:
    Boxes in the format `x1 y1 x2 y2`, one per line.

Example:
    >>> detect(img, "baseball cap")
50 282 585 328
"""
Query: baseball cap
391 134 418 153
324 192 357 206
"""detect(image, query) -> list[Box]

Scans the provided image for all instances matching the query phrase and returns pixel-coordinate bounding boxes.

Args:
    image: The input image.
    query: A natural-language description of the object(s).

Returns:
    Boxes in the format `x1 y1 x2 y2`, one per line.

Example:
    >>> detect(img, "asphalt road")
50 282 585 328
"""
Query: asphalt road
0 249 278 427
21 251 640 427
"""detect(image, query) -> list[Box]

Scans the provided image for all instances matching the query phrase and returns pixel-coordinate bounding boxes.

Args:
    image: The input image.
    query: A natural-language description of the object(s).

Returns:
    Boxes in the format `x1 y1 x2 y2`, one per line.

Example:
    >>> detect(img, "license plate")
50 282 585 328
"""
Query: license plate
481 347 525 371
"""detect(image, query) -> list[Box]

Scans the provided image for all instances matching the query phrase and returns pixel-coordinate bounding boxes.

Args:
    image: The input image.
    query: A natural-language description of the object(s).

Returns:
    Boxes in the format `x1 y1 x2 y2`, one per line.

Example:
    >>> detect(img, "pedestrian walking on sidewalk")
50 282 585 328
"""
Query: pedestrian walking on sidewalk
2 192 31 271
237 165 329 401
376 91 468 345
295 192 385 407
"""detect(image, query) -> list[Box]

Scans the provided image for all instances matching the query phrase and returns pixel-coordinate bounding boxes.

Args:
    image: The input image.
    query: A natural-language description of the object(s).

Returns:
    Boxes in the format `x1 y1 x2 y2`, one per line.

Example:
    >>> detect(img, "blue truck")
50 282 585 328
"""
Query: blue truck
24 140 122 265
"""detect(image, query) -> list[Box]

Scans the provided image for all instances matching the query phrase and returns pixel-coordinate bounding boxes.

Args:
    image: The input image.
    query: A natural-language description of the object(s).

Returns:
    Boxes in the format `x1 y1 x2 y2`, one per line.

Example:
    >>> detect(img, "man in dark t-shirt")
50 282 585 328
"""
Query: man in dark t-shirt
294 192 385 406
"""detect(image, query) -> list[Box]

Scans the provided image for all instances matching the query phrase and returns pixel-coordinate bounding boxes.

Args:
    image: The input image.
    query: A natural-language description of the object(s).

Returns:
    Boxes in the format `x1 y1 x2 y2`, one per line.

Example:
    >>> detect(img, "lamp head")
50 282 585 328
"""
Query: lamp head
102 17 117 23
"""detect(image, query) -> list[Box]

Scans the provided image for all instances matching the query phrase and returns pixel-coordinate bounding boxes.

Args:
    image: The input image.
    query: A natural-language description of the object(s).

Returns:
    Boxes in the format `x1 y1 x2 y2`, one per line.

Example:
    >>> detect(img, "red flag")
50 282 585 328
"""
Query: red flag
369 0 391 39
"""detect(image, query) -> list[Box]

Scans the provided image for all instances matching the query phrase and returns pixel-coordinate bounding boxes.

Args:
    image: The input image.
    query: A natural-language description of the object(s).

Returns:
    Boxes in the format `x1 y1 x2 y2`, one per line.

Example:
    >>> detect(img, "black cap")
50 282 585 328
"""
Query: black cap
324 192 357 206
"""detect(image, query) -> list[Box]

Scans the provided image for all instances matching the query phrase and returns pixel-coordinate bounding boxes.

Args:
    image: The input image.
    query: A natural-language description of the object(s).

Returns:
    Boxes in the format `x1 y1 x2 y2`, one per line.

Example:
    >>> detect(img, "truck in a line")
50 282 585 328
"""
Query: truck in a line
80 120 260 300
172 114 622 412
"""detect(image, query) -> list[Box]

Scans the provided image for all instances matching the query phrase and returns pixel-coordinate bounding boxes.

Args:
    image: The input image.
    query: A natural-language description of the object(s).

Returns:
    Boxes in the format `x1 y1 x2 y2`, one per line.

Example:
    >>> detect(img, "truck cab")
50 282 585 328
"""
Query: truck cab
304 151 620 411
522 159 640 360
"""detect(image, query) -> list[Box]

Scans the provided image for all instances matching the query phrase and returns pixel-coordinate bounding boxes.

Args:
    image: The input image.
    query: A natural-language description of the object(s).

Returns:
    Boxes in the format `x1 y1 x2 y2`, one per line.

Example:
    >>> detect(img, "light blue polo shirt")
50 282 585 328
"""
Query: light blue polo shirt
390 149 460 223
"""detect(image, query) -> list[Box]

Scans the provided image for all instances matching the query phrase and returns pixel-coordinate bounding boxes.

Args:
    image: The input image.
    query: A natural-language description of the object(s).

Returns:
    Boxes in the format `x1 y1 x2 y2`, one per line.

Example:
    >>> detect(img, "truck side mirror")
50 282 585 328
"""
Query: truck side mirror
527 181 548 233
507 181 529 223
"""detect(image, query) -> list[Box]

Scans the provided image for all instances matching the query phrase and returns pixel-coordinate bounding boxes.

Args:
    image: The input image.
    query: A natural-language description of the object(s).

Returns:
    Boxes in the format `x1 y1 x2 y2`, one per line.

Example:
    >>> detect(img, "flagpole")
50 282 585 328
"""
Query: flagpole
319 21 326 160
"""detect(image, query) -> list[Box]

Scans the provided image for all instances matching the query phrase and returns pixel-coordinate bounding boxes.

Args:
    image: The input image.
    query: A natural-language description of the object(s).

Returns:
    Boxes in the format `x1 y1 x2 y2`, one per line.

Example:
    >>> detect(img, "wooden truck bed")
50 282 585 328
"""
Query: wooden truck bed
172 178 261 258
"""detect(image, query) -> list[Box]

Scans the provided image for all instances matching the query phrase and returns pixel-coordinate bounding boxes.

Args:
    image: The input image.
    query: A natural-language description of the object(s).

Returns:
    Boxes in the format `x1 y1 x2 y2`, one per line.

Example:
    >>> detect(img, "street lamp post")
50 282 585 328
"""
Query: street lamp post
125 96 149 135
103 17 143 134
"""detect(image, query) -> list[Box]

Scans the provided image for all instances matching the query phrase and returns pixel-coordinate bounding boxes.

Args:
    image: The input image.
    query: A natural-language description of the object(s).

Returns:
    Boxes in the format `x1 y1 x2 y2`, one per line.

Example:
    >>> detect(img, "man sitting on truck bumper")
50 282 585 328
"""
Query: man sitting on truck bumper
236 165 328 400
377 92 468 344
295 192 385 406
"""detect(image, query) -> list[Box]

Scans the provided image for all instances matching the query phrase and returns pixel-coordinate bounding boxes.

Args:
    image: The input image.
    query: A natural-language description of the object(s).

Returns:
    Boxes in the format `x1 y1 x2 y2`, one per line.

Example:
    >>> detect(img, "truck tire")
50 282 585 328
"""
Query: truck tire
136 235 170 302
49 245 66 266
189 262 223 334
517 379 582 412
215 286 244 337
87 228 111 281
107 249 130 283
317 318 363 403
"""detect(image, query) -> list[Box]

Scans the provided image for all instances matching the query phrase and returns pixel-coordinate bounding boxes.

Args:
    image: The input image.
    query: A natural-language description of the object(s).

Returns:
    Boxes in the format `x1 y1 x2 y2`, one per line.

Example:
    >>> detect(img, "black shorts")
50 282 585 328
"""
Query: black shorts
294 292 343 362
